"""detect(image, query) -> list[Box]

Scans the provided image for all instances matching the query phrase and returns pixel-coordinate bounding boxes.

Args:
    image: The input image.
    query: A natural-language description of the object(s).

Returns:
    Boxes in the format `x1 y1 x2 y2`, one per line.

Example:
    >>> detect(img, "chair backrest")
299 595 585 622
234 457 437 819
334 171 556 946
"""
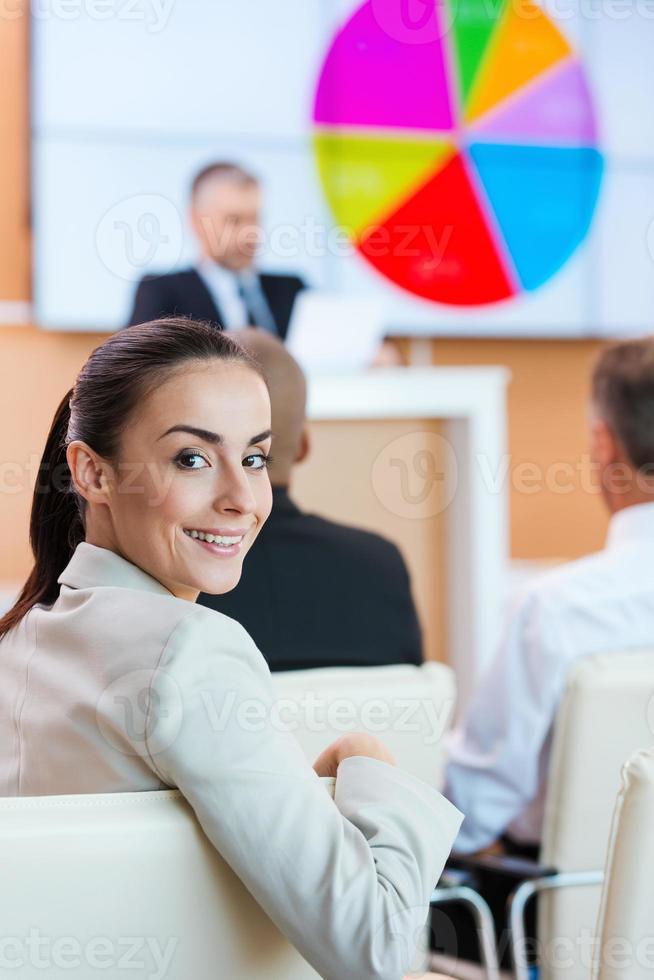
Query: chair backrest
271 662 456 789
0 789 322 979
538 651 654 980
594 746 654 980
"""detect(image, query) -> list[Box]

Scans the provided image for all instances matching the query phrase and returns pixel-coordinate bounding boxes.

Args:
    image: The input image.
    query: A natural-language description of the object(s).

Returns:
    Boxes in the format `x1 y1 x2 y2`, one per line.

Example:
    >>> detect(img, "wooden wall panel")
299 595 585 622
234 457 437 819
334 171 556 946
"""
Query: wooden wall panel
433 339 609 559
0 4 30 300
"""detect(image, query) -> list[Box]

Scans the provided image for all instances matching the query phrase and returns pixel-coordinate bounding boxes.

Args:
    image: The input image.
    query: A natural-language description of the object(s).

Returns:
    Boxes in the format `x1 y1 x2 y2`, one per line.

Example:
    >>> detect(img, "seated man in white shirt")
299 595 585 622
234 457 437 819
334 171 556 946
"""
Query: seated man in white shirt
446 336 654 855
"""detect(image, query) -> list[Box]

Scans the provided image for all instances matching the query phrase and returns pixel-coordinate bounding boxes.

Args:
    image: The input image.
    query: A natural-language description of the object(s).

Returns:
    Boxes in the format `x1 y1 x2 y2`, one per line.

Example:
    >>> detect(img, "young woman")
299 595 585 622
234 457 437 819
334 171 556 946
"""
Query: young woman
0 319 461 980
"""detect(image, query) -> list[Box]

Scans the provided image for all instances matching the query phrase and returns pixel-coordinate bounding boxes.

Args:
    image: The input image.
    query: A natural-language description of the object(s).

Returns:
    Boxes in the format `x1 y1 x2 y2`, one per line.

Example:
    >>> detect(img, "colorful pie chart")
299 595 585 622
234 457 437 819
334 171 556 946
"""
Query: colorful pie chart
313 0 604 306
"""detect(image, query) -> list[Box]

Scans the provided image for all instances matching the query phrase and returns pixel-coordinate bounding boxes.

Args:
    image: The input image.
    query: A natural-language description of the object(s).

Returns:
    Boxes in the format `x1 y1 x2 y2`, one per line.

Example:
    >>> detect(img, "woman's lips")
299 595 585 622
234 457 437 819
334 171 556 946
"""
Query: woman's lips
182 527 249 558
189 536 244 558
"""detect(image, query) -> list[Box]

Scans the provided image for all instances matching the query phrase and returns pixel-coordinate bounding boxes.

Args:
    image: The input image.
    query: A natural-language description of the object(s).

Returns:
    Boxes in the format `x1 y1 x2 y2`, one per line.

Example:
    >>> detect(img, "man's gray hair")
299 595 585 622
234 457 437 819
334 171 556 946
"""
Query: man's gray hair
191 162 259 201
592 337 654 473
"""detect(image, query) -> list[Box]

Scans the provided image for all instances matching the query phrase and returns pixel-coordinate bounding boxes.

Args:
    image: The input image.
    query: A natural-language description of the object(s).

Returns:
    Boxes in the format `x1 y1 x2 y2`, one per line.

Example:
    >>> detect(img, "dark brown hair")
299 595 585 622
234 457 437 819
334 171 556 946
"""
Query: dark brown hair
191 161 258 202
592 336 654 472
0 318 261 641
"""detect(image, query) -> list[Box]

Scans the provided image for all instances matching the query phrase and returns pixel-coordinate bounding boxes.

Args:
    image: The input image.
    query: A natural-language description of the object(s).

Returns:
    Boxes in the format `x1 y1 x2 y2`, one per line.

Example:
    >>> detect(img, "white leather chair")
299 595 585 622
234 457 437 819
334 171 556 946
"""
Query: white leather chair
0 788 322 979
532 651 654 980
461 651 654 980
593 746 654 980
0 785 451 980
272 665 502 978
272 662 456 789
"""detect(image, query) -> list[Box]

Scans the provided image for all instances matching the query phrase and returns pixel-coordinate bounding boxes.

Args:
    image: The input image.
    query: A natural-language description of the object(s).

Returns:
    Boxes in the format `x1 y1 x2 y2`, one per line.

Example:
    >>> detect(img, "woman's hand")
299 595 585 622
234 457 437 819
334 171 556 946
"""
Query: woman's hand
313 733 396 778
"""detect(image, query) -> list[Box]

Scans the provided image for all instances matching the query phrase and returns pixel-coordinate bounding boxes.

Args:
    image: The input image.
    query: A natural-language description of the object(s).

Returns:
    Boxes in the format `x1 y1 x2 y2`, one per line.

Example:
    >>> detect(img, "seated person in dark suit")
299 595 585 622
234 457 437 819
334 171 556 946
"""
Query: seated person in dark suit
199 329 423 671
127 162 305 339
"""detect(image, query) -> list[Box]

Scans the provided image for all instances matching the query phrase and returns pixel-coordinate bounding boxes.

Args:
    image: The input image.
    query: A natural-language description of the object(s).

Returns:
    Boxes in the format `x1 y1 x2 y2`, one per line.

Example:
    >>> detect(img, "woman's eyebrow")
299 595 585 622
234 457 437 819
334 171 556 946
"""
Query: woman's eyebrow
158 425 222 444
249 428 272 445
158 425 272 446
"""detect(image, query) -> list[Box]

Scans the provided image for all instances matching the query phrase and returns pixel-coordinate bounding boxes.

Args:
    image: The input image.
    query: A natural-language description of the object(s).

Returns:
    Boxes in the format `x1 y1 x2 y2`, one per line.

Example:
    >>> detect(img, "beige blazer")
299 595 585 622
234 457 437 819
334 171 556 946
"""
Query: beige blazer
0 542 462 980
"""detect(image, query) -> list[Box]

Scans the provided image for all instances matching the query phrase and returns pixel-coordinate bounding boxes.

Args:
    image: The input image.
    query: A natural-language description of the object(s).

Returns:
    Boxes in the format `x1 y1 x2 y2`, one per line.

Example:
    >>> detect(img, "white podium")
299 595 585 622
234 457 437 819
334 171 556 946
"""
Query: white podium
307 367 510 712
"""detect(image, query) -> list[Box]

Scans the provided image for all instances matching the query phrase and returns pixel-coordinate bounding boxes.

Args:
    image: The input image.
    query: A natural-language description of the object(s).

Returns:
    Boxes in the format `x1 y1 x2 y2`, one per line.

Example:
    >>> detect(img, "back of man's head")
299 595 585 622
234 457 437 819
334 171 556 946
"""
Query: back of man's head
592 337 654 477
230 329 307 487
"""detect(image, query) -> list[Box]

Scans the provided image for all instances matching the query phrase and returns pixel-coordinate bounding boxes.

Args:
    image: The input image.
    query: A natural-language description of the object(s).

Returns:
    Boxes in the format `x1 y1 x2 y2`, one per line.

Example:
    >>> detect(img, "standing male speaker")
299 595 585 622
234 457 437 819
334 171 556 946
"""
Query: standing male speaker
126 162 305 339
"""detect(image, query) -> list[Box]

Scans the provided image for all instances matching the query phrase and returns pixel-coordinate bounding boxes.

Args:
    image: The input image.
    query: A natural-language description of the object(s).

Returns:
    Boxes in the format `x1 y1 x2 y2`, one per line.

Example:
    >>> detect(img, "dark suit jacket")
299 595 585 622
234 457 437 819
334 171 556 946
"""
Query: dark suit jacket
199 487 423 671
127 267 305 340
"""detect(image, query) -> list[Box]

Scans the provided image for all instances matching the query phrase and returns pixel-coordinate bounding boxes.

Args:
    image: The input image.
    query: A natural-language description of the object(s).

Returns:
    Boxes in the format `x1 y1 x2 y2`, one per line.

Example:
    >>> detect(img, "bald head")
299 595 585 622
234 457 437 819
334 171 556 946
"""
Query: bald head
229 329 308 486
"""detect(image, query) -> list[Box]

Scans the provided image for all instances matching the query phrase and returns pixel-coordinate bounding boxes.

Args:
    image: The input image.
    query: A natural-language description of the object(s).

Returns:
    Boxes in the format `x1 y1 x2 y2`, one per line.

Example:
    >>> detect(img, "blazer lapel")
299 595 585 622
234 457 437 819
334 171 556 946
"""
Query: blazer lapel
186 269 227 328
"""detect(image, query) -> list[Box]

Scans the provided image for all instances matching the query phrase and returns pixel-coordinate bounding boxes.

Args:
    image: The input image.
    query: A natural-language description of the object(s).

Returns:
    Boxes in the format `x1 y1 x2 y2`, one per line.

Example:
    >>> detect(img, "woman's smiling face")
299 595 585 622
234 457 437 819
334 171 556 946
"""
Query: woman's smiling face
92 359 273 601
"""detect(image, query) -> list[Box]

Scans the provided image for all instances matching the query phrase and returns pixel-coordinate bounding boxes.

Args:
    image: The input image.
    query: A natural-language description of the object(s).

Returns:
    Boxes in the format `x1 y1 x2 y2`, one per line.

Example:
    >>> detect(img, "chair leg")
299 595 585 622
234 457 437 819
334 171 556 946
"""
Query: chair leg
507 871 604 980
431 885 500 980
508 880 537 980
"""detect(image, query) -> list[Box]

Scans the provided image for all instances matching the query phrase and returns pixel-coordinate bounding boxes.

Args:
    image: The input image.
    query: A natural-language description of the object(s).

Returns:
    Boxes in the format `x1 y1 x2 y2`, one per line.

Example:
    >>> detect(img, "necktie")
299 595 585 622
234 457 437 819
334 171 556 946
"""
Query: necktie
237 274 278 336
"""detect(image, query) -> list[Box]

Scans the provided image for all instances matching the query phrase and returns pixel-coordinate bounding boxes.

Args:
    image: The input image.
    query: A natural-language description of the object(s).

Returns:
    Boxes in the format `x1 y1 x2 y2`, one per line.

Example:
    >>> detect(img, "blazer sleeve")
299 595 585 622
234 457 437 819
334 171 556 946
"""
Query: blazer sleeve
133 607 462 980
126 275 169 327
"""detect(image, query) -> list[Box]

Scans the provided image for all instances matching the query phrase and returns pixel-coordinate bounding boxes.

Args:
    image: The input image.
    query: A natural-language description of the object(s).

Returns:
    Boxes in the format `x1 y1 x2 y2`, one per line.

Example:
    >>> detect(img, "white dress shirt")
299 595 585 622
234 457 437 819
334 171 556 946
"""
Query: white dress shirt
195 258 249 329
0 542 462 980
445 501 654 854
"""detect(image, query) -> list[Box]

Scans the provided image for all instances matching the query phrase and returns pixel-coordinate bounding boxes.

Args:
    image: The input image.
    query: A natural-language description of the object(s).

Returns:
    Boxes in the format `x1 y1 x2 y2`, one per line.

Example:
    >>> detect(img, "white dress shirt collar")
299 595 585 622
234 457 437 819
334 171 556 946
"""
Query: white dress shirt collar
606 500 654 549
196 257 240 290
58 542 173 597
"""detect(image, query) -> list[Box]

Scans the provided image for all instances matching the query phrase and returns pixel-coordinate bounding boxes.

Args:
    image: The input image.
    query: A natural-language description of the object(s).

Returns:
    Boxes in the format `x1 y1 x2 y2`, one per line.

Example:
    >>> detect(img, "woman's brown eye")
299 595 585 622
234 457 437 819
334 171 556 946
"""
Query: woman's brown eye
244 454 269 470
175 451 208 470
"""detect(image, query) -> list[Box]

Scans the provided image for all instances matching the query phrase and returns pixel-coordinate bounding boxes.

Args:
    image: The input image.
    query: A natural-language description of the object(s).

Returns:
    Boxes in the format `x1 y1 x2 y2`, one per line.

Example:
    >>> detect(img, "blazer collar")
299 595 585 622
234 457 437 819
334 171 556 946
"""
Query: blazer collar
58 542 174 597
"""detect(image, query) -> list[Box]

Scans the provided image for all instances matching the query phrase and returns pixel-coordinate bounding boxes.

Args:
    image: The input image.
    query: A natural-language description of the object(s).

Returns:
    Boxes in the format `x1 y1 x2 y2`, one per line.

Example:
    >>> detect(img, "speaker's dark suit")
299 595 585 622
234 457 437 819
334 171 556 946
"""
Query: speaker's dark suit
199 487 423 671
127 267 305 339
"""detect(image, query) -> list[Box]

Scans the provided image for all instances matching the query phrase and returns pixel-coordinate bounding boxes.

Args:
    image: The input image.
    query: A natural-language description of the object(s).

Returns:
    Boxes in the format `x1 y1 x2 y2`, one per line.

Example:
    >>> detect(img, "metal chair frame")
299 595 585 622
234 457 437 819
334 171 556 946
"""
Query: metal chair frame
431 883 501 980
508 869 604 980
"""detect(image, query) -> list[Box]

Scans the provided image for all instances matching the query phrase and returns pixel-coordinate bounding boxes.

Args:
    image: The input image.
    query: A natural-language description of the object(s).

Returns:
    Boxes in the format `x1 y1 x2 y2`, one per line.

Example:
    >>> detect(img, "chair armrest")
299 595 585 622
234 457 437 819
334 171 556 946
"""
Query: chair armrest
447 852 557 882
436 866 477 889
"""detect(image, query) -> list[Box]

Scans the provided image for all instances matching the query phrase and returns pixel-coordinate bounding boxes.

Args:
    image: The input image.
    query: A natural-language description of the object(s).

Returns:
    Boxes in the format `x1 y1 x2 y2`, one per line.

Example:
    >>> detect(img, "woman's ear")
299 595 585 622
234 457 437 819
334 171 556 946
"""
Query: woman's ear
66 442 113 505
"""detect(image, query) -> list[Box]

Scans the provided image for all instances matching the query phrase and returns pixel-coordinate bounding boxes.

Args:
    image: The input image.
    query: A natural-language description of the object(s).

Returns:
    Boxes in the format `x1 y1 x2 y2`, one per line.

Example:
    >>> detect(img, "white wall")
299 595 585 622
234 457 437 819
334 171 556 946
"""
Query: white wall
31 0 654 336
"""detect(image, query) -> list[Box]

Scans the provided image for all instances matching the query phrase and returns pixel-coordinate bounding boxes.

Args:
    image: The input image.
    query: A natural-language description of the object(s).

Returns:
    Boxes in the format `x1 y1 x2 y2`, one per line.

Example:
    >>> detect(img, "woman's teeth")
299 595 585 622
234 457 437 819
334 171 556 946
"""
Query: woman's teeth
184 530 243 545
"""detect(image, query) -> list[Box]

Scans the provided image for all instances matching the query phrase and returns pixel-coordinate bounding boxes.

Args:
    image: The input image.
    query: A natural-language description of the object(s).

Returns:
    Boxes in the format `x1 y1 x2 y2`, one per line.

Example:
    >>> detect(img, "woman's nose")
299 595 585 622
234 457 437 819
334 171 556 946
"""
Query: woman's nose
213 461 256 514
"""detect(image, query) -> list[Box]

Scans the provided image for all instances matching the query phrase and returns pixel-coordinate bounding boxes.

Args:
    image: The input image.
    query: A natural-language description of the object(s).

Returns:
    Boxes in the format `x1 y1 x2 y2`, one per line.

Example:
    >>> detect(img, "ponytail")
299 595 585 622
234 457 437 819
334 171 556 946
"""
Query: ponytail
0 389 84 640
